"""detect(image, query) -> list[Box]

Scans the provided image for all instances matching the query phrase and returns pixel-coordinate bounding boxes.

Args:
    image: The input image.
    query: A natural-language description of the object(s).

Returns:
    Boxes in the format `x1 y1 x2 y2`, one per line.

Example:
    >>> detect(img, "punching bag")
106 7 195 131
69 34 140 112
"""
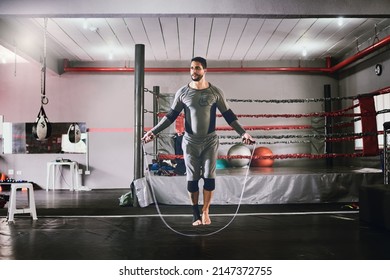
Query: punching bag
32 105 52 141
68 123 81 143
33 18 52 142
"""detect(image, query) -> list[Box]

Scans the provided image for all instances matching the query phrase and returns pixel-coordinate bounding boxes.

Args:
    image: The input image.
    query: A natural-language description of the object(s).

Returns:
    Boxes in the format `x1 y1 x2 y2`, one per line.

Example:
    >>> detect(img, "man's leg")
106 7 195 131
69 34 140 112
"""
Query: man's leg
201 134 218 226
202 189 213 225
202 178 215 225
188 180 201 226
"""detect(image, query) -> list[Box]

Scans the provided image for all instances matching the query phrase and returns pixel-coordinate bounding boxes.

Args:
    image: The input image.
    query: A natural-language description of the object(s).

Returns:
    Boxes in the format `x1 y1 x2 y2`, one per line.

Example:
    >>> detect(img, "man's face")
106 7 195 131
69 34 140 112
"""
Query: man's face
190 61 205 82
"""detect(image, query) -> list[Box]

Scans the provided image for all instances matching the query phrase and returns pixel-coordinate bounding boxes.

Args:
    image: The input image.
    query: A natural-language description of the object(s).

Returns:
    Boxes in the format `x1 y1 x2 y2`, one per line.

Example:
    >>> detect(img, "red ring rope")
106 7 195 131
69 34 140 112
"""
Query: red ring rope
156 152 375 161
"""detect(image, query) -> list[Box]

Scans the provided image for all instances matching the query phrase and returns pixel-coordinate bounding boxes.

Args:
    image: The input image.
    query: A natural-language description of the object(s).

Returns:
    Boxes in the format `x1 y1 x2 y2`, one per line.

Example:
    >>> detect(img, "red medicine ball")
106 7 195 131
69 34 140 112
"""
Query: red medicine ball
250 146 274 167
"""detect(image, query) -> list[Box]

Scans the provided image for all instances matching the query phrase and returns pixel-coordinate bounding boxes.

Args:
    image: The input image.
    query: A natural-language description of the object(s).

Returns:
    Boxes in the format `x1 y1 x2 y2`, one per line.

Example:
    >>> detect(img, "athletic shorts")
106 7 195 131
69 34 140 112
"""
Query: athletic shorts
182 132 219 181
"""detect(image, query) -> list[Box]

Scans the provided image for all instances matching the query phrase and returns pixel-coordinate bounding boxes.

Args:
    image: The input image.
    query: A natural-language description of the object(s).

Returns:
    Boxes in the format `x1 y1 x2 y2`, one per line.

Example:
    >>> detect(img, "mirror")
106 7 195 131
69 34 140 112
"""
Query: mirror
2 122 87 154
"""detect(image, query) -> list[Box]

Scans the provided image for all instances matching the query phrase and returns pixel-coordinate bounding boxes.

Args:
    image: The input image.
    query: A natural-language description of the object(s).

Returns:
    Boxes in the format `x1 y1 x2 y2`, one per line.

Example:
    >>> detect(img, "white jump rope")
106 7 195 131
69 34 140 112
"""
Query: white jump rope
142 140 256 237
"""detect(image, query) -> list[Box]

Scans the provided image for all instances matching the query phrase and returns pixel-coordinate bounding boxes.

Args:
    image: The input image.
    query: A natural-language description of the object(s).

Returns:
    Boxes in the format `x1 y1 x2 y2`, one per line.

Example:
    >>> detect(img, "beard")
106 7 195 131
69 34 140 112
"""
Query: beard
191 73 203 82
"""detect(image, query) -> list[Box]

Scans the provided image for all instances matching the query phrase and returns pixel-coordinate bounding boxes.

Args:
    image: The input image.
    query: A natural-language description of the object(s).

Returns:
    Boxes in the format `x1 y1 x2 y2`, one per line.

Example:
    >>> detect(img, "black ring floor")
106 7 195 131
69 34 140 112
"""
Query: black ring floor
1 189 389 260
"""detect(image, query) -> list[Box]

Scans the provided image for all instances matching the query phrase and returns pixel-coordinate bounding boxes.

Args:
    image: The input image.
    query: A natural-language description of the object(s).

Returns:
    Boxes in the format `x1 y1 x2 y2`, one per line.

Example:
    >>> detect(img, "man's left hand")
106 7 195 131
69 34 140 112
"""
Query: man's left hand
242 132 255 145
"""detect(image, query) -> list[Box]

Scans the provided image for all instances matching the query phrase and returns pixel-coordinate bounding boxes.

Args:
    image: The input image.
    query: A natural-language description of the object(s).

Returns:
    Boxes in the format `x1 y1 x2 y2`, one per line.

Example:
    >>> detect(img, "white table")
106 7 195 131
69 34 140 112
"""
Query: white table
46 161 80 191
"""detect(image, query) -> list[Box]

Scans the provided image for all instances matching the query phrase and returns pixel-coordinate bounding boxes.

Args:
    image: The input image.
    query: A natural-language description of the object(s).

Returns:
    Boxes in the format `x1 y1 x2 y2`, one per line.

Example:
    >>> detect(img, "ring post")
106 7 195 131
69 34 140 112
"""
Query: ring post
324 84 333 167
133 44 145 207
153 86 160 157
383 122 390 184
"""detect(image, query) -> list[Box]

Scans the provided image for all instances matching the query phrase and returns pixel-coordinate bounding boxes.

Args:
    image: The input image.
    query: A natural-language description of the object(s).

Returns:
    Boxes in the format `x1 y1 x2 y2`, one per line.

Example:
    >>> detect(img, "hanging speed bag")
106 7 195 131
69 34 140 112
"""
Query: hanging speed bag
32 105 52 140
68 123 81 143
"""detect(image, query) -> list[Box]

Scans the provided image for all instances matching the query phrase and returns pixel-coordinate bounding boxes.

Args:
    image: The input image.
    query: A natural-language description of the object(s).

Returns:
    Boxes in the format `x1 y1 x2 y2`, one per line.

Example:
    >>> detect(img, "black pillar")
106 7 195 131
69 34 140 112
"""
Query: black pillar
133 44 145 206
152 86 160 158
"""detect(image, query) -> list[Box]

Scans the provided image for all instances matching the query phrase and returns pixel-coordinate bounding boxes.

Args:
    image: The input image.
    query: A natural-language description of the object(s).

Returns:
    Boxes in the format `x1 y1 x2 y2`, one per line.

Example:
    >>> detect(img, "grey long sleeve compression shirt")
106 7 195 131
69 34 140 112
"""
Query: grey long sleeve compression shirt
151 83 246 137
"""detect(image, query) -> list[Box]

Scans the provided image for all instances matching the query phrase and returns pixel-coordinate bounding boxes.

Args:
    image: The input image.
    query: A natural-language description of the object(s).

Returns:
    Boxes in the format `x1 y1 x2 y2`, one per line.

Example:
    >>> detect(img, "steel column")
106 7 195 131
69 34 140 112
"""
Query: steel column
152 86 160 157
133 44 145 206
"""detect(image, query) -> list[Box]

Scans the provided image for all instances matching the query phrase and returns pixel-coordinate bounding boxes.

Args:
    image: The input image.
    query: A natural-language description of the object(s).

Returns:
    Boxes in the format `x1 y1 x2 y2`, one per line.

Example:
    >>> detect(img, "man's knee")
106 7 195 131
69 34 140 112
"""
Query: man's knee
203 178 215 191
187 180 199 193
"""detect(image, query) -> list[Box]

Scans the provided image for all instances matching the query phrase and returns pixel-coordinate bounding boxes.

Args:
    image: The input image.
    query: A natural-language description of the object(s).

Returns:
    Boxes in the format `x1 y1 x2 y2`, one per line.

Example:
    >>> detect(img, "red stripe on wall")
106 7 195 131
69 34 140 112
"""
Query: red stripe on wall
87 128 134 133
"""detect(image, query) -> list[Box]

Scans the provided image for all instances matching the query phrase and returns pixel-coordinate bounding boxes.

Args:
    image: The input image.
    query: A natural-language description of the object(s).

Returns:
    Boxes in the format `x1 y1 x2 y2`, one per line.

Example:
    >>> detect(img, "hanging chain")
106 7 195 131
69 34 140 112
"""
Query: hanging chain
356 37 360 52
41 18 49 105
13 40 17 77
373 24 380 44
144 87 158 95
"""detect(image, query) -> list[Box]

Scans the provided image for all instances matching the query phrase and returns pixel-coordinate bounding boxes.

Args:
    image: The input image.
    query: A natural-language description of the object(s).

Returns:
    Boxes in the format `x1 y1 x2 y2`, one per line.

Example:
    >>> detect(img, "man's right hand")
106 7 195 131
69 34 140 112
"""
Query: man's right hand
142 131 155 143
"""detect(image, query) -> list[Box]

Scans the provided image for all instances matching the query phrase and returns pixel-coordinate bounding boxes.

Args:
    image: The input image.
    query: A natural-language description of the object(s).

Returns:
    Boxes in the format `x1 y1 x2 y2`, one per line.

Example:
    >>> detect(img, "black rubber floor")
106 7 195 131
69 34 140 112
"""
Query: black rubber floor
1 189 389 260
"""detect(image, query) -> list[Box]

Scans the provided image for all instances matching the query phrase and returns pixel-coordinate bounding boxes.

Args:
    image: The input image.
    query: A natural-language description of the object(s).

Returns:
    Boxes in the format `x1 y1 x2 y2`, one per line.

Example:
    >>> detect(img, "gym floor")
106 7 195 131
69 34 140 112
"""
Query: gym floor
1 188 390 260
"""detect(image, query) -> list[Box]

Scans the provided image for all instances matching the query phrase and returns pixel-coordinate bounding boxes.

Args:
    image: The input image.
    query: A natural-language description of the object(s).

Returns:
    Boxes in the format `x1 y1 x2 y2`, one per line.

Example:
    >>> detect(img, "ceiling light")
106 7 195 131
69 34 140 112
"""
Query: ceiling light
83 19 98 32
338 17 344 26
83 19 89 30
302 48 307 57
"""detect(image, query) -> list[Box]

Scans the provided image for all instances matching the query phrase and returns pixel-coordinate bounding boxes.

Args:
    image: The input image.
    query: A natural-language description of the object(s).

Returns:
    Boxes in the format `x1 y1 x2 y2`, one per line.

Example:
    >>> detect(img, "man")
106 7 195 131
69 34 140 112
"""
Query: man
142 57 254 226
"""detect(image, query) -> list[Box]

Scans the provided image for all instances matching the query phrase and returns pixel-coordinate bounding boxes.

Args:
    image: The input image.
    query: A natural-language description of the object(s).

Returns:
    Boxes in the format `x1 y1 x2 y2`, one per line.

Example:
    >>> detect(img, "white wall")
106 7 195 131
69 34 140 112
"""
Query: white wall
1 61 340 189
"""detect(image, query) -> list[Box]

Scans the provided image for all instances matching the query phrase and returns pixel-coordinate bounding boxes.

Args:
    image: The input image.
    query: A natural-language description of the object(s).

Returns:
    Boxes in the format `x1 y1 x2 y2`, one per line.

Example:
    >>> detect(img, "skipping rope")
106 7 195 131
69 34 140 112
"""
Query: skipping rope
142 141 256 237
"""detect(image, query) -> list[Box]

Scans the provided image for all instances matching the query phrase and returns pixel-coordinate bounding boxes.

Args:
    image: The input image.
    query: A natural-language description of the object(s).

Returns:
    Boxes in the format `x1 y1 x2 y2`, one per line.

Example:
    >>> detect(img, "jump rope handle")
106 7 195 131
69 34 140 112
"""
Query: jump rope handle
242 137 256 145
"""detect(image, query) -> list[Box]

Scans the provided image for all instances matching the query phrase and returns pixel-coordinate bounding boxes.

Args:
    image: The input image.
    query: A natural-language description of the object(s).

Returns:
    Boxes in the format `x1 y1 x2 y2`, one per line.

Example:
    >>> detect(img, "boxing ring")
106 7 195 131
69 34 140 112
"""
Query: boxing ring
133 84 389 207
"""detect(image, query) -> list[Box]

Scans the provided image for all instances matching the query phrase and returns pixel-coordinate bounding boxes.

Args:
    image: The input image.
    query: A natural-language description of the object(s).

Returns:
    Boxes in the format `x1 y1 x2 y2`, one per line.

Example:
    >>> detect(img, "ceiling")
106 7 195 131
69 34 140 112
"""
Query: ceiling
32 17 390 63
1 1 390 71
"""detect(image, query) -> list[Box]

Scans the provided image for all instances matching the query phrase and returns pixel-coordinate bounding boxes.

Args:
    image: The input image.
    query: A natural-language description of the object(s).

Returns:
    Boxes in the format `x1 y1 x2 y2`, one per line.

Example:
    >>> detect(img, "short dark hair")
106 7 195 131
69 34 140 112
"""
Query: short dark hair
191 57 207 69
